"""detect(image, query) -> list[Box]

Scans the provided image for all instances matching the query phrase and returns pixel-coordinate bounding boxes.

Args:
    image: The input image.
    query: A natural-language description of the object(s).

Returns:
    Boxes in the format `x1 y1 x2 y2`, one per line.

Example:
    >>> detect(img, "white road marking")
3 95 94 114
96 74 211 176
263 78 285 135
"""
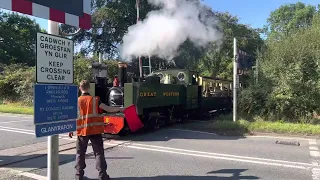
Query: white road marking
0 119 32 124
105 141 319 168
0 126 34 132
171 128 313 141
308 139 320 180
310 151 320 157
105 141 319 170
312 168 320 180
310 146 319 151
1 167 46 180
0 126 70 138
0 113 32 118
19 171 47 180
0 128 35 135
169 128 217 135
310 139 317 145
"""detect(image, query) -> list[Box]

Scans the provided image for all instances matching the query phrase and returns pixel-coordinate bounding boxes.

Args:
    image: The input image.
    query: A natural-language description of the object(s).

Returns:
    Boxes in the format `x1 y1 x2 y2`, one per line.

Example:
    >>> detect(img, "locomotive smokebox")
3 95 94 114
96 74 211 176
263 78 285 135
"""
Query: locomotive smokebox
118 62 128 87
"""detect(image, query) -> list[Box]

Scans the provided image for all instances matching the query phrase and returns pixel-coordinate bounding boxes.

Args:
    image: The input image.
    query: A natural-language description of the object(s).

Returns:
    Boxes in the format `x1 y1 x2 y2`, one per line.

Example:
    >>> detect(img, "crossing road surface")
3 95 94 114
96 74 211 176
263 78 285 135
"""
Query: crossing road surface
0 113 319 180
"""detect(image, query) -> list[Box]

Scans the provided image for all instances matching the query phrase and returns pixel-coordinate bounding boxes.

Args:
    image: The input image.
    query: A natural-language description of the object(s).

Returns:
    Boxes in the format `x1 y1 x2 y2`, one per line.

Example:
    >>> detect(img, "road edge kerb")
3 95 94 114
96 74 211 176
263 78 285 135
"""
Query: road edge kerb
249 131 320 140
0 112 33 117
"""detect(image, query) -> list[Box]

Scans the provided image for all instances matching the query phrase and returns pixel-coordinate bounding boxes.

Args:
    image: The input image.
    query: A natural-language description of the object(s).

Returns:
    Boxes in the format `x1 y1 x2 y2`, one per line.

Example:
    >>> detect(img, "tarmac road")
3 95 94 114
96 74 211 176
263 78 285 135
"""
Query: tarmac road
0 113 319 180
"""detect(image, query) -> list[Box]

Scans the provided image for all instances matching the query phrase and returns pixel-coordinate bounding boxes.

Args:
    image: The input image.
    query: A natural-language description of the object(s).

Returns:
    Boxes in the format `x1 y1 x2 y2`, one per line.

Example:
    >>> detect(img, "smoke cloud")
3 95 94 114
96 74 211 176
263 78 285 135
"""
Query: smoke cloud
119 0 222 61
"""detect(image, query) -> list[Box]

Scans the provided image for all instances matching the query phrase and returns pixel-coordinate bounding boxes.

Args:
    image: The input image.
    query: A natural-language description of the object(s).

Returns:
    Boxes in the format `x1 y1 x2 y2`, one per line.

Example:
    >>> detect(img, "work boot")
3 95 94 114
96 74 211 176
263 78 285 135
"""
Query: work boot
99 174 110 180
75 175 84 180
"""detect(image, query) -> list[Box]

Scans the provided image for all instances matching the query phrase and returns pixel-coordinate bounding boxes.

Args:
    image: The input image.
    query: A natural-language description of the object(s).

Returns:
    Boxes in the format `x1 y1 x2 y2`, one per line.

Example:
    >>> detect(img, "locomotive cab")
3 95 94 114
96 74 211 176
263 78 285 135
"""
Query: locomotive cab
106 62 128 107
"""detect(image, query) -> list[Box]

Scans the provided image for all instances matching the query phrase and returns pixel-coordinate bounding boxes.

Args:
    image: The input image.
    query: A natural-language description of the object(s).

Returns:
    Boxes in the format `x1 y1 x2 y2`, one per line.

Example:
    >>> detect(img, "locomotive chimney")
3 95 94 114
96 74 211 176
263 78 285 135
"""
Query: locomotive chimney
118 62 128 87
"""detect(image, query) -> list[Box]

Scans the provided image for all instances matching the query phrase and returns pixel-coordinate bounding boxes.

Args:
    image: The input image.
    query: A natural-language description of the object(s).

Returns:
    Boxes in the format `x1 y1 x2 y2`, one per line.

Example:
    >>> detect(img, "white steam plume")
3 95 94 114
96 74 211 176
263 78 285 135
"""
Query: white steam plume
119 0 222 61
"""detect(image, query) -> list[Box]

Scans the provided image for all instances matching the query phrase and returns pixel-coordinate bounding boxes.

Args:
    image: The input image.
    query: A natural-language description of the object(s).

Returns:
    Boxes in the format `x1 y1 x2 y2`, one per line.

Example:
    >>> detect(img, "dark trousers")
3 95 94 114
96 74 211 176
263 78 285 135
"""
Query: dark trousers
75 134 108 180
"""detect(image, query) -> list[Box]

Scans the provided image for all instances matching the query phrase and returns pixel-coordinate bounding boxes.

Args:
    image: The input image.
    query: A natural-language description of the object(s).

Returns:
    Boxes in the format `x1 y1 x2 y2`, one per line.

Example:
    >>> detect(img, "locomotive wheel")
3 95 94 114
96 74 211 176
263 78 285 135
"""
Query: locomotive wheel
178 113 188 123
144 115 160 131
165 106 176 126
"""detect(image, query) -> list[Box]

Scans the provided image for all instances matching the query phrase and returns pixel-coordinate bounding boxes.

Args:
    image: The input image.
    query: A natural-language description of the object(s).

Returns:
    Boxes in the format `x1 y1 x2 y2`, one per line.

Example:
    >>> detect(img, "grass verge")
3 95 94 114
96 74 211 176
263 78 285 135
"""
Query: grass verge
175 114 320 136
0 103 33 115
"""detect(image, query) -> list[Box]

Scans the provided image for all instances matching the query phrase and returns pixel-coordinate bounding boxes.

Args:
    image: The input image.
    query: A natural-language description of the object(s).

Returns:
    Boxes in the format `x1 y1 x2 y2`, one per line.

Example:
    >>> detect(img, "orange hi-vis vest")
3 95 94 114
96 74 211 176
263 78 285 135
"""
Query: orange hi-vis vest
77 95 105 136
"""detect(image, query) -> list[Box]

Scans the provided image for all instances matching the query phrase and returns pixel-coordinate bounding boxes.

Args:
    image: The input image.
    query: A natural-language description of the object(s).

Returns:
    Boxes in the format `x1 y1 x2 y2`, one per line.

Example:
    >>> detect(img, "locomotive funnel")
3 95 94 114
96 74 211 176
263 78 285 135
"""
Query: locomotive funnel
118 62 128 87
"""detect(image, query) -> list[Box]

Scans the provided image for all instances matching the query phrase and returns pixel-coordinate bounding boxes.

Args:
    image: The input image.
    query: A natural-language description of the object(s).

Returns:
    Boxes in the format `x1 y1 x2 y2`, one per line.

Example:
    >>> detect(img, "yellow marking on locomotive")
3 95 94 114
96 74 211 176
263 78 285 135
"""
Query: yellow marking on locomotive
163 92 180 96
140 92 157 97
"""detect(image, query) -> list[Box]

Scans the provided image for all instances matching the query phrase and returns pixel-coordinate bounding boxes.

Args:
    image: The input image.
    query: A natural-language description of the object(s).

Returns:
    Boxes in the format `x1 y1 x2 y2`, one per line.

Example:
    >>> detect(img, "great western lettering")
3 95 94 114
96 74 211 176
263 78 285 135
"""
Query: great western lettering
163 92 180 96
139 92 156 97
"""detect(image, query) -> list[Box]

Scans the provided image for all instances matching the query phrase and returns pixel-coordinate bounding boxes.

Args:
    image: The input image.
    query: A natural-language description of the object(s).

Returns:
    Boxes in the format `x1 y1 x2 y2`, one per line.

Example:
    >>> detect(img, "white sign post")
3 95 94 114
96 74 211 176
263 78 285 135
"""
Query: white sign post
233 37 238 122
36 32 74 84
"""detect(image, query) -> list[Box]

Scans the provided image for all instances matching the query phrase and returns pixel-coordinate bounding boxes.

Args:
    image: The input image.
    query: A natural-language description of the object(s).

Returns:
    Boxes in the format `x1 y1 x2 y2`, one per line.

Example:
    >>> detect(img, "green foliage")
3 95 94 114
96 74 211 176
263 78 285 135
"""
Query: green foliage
264 2 319 40
73 54 93 85
0 64 35 105
198 12 264 79
0 12 42 66
0 54 105 104
104 60 119 83
73 53 120 84
0 103 33 114
239 11 320 122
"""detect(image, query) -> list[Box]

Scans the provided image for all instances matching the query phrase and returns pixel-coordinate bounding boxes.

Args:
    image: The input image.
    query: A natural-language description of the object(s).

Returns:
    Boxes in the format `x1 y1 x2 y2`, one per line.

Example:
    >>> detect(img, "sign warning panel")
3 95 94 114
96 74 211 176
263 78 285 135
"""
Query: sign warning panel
36 32 74 84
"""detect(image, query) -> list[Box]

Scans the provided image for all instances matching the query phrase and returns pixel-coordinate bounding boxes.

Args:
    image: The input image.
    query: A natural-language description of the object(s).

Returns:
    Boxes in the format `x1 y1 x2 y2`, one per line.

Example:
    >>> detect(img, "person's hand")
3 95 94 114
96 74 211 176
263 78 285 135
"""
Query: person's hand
69 132 73 138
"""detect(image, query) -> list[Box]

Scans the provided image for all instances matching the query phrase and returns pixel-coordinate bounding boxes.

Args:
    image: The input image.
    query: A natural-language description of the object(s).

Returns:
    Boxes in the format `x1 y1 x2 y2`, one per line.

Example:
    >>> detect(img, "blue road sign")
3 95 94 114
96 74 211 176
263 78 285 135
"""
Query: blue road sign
34 84 78 137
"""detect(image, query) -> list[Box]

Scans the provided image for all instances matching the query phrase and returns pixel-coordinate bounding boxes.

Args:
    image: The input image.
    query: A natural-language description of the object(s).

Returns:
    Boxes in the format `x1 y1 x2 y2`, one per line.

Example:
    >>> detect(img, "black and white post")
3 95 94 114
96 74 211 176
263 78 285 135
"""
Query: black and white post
233 37 238 122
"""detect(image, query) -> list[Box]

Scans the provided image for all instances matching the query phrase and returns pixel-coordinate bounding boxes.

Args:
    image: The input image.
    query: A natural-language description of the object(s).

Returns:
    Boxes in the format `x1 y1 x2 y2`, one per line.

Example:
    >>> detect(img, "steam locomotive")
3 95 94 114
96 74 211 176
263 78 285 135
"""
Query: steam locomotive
89 61 233 136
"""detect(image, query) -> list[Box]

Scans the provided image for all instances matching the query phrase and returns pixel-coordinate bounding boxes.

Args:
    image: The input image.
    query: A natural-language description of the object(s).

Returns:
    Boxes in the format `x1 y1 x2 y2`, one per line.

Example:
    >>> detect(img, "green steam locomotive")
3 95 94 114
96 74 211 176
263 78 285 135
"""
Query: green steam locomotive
90 62 233 135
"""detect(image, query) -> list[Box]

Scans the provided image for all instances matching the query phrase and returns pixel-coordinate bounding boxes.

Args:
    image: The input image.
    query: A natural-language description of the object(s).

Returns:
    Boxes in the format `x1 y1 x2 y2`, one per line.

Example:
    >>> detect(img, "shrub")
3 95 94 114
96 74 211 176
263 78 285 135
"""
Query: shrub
0 63 35 105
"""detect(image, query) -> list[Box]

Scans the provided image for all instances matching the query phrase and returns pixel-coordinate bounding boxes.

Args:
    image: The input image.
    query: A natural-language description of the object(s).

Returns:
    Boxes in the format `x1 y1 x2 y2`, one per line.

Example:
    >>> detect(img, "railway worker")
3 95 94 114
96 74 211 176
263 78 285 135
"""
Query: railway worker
69 80 124 180
113 75 119 87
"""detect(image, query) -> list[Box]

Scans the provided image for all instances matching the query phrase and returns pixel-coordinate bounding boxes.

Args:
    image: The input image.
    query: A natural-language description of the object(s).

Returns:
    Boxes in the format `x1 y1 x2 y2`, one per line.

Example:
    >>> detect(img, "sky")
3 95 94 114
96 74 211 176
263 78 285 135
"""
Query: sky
202 0 319 29
4 0 316 31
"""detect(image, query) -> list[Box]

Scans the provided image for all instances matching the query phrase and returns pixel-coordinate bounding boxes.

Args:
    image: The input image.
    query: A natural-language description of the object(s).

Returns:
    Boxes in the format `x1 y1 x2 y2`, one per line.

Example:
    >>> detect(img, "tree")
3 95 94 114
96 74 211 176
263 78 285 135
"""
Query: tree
0 12 43 66
239 13 320 121
73 54 93 85
263 2 318 40
197 12 264 79
60 0 155 59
